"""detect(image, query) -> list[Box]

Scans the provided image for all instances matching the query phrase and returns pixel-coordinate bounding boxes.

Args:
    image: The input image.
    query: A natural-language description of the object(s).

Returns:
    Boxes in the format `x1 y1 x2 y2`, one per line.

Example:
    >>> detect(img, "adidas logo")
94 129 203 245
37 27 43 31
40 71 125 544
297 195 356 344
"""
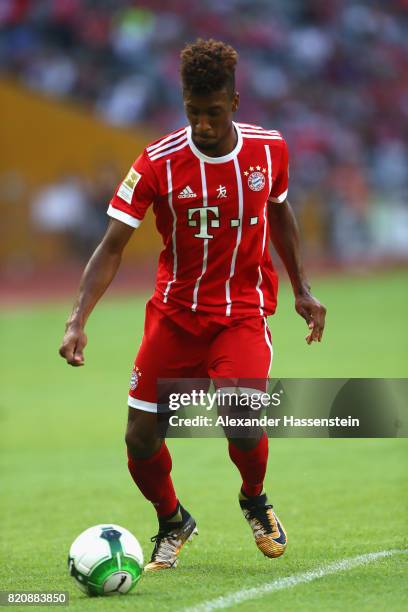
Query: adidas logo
178 185 197 199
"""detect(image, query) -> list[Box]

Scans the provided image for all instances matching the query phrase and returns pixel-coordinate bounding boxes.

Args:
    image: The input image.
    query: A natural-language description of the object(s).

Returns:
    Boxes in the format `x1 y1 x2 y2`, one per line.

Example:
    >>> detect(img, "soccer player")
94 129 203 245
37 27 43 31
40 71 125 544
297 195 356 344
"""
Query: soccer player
59 39 326 571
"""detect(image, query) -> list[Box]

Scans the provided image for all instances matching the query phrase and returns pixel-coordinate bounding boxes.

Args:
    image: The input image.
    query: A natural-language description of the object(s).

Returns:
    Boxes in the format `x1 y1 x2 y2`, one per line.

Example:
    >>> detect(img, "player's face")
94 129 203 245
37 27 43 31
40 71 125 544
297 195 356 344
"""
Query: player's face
183 88 239 154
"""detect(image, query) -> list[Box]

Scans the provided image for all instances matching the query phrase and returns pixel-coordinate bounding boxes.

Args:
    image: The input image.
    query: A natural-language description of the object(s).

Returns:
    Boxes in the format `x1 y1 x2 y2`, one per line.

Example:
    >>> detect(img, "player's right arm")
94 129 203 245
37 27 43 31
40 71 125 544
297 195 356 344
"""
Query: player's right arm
60 150 157 366
59 219 134 366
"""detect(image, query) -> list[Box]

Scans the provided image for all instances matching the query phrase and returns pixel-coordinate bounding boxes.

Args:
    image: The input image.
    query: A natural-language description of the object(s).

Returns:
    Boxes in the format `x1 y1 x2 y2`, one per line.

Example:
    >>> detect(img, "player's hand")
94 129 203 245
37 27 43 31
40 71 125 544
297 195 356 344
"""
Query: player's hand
295 293 326 344
59 324 88 366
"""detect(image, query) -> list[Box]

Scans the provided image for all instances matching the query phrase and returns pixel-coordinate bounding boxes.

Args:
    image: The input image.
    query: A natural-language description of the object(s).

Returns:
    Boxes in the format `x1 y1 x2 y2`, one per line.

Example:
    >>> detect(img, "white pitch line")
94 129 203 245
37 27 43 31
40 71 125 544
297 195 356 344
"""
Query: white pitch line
185 549 407 611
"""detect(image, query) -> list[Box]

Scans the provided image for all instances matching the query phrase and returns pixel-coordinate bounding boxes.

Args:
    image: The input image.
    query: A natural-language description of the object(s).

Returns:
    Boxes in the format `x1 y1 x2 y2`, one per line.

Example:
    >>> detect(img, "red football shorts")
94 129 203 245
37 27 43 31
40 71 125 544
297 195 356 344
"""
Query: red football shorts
128 299 273 412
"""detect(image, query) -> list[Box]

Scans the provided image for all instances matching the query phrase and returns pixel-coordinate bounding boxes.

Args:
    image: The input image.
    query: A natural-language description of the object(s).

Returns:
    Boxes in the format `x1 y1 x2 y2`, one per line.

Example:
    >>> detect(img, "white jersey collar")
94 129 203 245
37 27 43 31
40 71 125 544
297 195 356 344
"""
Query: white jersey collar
187 122 243 164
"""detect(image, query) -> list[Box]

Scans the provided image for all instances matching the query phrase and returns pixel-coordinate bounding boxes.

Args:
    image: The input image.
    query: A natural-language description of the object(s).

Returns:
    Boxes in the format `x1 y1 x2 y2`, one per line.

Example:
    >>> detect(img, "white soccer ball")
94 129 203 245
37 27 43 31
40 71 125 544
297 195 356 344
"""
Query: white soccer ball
68 524 143 596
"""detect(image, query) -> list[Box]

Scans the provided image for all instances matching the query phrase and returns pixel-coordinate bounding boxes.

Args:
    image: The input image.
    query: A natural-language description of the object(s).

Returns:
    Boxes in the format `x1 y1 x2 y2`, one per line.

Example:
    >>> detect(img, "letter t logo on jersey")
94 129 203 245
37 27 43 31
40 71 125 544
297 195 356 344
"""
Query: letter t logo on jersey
188 206 220 239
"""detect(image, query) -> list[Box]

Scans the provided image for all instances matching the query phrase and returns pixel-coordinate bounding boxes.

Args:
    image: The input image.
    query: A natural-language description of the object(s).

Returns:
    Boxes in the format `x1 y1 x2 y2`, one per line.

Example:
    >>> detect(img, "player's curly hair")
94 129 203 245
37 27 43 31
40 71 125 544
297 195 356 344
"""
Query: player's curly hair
180 38 238 96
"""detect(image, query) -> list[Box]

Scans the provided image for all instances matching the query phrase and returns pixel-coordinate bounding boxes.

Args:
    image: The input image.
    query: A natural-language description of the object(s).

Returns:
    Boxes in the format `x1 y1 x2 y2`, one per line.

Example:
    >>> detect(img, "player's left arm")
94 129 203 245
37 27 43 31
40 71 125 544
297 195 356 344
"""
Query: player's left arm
268 199 326 344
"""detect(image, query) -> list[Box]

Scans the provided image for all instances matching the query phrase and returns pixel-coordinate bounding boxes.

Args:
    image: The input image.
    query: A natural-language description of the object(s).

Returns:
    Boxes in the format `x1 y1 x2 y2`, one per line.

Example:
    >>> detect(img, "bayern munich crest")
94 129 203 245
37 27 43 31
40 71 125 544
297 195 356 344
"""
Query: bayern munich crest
130 366 142 391
243 166 267 192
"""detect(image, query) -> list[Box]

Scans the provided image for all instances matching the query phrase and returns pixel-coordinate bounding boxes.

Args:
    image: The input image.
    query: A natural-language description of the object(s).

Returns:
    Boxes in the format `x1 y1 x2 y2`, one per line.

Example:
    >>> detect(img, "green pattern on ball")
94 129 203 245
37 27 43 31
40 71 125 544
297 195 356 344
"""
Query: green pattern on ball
87 556 143 596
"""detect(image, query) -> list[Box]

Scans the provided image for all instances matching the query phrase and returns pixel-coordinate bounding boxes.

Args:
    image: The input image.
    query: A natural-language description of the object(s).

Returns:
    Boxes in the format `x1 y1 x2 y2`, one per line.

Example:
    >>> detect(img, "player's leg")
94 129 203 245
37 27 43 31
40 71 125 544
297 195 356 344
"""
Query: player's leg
208 316 272 495
125 301 203 570
125 408 197 570
208 317 287 558
227 430 269 496
125 408 175 515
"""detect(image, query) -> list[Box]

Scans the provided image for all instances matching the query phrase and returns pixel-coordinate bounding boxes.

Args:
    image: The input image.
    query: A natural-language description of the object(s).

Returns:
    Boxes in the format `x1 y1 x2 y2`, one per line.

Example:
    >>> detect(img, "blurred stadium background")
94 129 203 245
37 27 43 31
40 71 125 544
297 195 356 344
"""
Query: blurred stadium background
1 3 407 607
1 0 408 302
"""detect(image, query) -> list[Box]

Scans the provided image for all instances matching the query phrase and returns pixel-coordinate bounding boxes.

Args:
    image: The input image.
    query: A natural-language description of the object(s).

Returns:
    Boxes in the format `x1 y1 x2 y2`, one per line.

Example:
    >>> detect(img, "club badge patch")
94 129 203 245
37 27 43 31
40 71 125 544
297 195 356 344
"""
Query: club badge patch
243 166 267 192
248 171 266 192
130 366 142 391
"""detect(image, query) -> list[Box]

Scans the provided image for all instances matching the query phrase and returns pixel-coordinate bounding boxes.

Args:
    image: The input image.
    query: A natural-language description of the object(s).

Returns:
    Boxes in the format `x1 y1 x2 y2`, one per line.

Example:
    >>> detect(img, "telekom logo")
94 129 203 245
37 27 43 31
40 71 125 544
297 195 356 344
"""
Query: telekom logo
188 206 220 239
188 205 259 239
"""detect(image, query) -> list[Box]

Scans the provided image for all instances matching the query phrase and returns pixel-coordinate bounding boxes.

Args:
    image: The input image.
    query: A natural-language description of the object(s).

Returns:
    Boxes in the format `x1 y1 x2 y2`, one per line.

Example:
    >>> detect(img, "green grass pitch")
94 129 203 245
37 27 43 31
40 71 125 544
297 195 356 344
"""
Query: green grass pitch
1 270 407 610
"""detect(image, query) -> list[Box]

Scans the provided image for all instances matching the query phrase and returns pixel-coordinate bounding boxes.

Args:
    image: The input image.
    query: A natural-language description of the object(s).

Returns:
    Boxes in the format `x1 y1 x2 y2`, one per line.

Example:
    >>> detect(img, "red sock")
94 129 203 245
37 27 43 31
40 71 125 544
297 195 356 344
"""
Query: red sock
228 432 269 497
127 443 178 518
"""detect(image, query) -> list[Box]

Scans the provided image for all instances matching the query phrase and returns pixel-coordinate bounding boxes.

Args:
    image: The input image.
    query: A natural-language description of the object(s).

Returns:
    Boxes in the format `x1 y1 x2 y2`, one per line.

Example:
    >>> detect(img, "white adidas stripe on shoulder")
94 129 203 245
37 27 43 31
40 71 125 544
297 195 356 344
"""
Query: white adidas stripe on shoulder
149 139 188 161
147 133 187 158
146 128 187 153
237 122 263 129
239 124 282 140
238 122 281 134
240 128 281 135
242 133 283 141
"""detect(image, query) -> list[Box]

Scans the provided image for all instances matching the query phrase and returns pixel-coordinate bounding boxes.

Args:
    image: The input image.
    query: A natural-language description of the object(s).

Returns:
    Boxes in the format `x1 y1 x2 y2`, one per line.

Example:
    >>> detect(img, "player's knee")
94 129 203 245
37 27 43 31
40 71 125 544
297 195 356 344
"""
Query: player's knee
125 412 161 459
227 434 263 451
125 430 160 458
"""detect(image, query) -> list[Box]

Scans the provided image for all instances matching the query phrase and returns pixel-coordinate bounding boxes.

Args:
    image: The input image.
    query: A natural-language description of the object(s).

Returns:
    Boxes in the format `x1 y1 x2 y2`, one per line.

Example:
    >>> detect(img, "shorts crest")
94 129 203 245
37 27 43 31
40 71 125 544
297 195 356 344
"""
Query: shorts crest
130 366 142 391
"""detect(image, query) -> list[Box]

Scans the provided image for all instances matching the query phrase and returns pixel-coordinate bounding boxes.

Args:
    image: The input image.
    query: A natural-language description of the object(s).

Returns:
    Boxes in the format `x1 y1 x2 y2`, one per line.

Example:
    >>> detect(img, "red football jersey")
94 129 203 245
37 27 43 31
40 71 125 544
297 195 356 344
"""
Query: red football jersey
108 122 289 318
